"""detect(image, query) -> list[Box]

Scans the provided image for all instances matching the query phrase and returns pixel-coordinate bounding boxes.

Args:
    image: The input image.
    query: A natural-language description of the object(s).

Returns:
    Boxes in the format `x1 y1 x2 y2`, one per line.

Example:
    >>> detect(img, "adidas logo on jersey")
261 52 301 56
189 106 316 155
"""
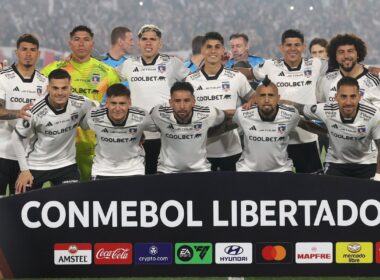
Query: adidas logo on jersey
330 86 337 91
197 85 203 90
278 71 285 77
133 67 139 72
249 125 256 131
331 124 339 129
167 124 174 129
13 86 20 91
46 122 53 127
305 81 312 85
101 128 109 133
224 95 232 100
195 133 202 138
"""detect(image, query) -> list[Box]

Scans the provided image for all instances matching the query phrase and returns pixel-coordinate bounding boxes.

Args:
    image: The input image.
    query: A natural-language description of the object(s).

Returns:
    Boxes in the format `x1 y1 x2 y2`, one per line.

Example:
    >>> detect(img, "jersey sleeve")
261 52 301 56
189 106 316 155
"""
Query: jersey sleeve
116 60 128 81
0 77 6 101
14 114 35 138
209 107 226 127
237 72 254 101
232 107 242 127
173 57 191 81
303 103 326 122
371 111 380 140
80 110 92 130
108 67 121 85
142 113 158 132
252 60 267 80
316 74 328 103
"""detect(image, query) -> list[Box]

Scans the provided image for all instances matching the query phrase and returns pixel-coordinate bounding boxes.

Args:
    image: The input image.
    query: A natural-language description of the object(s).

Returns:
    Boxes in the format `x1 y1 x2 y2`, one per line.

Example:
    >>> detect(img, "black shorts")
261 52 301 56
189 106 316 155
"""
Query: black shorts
30 164 80 190
0 158 20 195
324 162 376 179
287 141 322 173
143 139 161 175
208 153 241 171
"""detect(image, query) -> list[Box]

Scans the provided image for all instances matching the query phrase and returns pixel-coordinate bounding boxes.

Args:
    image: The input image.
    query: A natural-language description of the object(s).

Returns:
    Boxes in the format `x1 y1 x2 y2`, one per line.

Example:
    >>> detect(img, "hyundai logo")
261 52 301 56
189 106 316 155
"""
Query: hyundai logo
224 245 244 255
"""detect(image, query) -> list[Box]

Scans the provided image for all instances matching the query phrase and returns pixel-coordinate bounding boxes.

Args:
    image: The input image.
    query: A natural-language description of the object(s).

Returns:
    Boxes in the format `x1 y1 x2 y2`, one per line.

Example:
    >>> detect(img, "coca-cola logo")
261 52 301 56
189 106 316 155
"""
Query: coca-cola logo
94 243 132 265
96 248 129 259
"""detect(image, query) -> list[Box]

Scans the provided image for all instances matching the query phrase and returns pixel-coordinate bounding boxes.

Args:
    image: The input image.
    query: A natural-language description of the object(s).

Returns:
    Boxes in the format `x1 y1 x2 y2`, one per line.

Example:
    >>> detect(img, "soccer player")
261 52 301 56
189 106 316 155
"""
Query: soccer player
0 34 48 197
233 76 300 172
285 76 380 180
117 24 191 174
317 34 380 107
81 83 154 179
12 69 95 193
252 29 326 173
186 31 254 171
150 81 227 173
309 38 328 59
41 25 120 181
225 33 264 69
183 35 204 73
100 26 134 68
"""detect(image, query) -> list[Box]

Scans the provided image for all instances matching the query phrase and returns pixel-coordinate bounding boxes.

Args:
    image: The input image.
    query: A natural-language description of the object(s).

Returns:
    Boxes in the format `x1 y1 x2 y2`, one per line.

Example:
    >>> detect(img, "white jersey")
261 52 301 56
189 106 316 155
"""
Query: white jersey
0 65 48 160
304 102 380 164
81 106 154 176
186 67 253 157
14 94 94 170
253 57 327 144
117 54 190 139
317 68 380 108
233 104 300 172
150 104 225 173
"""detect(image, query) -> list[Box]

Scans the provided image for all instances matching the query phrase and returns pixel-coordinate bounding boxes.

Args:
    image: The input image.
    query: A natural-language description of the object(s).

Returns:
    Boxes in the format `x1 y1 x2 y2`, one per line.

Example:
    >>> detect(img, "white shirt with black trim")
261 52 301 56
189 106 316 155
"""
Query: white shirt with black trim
150 104 225 173
81 106 155 176
253 57 327 144
304 102 380 164
0 64 47 160
13 94 94 170
186 67 253 157
117 54 190 139
233 104 300 172
317 68 380 108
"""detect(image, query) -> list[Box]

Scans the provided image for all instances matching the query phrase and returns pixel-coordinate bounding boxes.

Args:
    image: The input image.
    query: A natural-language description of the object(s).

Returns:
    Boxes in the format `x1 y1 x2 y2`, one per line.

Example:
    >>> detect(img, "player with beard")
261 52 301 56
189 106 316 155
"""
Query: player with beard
0 34 48 197
233 76 300 172
317 34 380 107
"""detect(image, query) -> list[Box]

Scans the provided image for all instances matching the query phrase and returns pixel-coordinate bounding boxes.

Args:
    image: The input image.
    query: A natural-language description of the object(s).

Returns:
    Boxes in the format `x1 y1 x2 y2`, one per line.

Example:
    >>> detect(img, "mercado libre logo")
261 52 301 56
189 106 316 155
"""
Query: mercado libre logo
255 242 293 264
175 243 212 264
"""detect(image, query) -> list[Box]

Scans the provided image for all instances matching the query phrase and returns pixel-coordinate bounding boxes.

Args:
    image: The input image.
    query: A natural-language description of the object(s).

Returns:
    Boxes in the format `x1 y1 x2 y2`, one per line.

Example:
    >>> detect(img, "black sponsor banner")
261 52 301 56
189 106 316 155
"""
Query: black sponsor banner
1 172 380 277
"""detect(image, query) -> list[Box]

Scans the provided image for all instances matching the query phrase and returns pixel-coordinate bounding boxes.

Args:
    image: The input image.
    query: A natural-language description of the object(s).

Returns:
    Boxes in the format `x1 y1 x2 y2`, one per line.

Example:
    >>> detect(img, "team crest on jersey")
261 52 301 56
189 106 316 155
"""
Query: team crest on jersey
304 59 313 66
37 85 43 95
129 127 138 135
91 73 100 84
222 81 230 91
278 124 286 134
157 64 166 73
304 69 312 78
71 112 79 121
357 125 366 134
194 122 202 131
359 88 365 97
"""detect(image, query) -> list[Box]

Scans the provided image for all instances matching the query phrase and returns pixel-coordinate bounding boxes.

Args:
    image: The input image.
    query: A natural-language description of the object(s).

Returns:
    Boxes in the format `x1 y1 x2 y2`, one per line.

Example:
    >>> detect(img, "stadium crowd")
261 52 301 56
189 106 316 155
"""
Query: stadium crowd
0 0 379 64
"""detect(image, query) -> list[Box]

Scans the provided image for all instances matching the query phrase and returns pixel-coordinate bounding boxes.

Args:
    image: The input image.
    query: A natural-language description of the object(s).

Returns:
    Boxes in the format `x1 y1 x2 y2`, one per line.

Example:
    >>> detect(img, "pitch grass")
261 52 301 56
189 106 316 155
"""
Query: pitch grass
13 277 380 280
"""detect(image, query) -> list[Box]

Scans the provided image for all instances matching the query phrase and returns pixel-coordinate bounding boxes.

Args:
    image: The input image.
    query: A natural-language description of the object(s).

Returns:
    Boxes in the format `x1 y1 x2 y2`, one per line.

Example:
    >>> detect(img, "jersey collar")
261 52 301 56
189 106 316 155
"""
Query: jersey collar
141 54 160 66
46 95 68 115
107 108 128 126
12 64 36 83
201 65 224 80
283 59 303 72
258 105 279 122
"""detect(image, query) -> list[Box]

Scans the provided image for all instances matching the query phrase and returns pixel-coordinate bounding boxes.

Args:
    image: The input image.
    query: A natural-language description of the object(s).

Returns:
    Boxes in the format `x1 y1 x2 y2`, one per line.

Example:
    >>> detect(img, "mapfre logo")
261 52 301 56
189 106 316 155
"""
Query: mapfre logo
54 243 92 265
295 242 333 264
94 243 132 265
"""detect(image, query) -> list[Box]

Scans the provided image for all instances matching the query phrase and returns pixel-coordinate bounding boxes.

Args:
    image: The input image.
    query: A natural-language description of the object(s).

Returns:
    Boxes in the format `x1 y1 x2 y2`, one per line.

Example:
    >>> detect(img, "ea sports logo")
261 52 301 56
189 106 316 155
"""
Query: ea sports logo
177 245 193 261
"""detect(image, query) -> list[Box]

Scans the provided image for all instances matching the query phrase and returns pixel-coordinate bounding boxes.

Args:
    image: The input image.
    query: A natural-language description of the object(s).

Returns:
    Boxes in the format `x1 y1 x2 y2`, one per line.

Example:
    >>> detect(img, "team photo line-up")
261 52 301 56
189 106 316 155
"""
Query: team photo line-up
1 23 380 196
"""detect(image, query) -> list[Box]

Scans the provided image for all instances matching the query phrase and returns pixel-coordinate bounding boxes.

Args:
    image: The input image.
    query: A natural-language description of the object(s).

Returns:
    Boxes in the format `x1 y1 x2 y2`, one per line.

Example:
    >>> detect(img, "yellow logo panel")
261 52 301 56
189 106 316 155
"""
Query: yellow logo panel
336 242 373 264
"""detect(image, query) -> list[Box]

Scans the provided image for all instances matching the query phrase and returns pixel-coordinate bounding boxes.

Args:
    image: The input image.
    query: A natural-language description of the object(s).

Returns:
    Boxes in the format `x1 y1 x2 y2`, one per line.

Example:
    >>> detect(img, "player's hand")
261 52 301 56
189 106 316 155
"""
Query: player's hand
373 173 380 182
223 109 236 120
0 59 8 70
15 170 34 194
242 96 256 110
17 103 33 120
368 66 380 77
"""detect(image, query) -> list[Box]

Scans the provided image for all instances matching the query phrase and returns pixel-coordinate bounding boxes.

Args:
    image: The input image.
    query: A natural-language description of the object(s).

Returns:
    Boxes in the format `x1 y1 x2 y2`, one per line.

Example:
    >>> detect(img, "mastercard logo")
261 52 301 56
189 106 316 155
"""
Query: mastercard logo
261 245 287 261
